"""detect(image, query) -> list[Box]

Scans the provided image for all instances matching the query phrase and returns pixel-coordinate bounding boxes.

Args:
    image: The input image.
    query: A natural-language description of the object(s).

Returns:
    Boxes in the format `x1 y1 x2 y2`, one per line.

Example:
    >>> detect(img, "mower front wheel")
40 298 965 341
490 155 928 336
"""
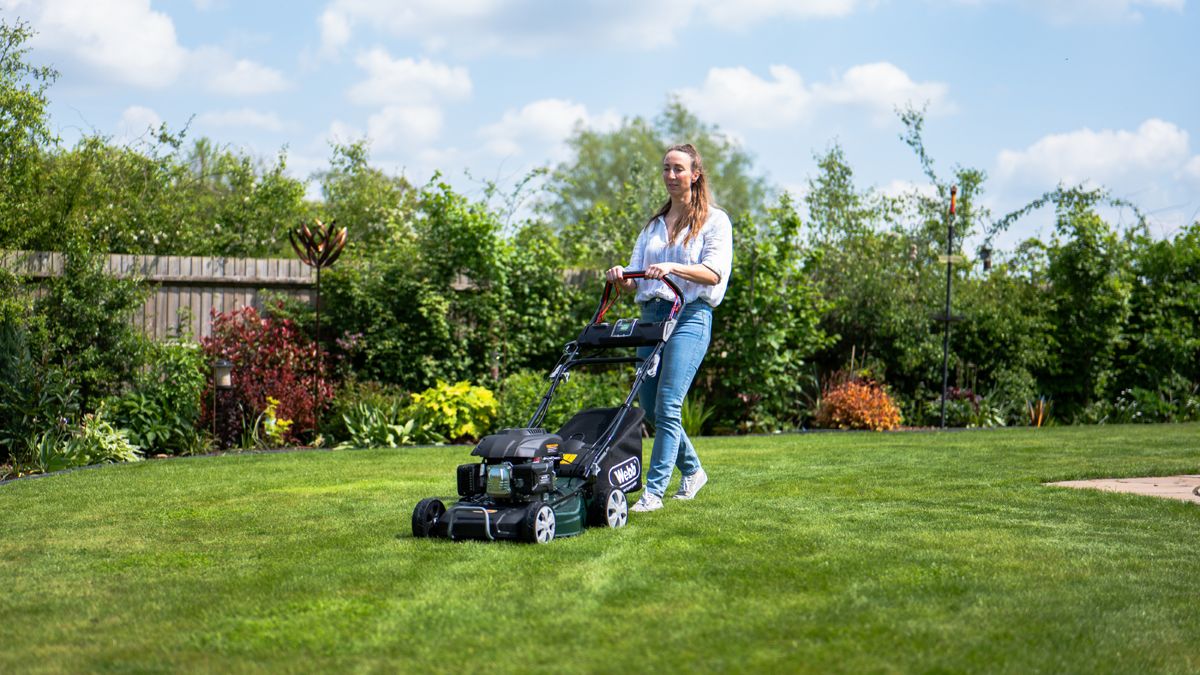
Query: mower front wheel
588 487 628 529
522 503 556 544
412 498 446 538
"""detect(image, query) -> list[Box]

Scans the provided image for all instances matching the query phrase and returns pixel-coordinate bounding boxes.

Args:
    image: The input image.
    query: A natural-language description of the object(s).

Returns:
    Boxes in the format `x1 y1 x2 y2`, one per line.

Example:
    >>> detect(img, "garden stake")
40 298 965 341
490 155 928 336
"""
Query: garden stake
289 219 348 438
939 186 958 429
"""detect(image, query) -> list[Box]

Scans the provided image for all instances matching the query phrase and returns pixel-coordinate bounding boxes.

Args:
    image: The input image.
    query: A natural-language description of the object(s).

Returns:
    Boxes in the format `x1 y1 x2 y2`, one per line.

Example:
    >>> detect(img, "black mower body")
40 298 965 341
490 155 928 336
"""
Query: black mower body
411 272 681 543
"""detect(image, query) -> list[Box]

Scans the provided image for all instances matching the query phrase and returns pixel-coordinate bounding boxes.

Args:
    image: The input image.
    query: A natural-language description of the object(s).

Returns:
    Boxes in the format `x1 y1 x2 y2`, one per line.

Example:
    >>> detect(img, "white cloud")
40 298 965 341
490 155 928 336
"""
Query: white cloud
196 108 289 133
116 105 163 144
676 62 950 131
813 62 953 121
347 49 472 106
316 0 866 56
366 105 444 152
947 0 1185 22
318 8 352 56
989 119 1200 246
701 0 864 27
479 99 620 159
0 1 289 94
1032 0 1183 21
996 119 1191 186
194 48 290 96
1183 156 1200 184
6 0 187 87
878 179 939 199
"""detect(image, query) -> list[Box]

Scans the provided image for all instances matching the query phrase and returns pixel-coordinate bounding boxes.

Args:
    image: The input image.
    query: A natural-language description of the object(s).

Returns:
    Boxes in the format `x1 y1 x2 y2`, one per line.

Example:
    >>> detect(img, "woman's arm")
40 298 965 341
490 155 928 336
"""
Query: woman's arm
643 262 719 285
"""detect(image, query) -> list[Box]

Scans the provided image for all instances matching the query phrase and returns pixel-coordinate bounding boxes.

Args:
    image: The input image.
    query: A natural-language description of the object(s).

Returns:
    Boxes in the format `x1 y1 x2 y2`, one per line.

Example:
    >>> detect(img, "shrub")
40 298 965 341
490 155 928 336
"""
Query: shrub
28 408 142 474
323 379 409 442
335 401 415 449
36 250 149 409
106 339 208 455
923 388 1006 428
815 378 902 431
0 282 81 466
201 306 332 444
495 369 631 432
409 380 497 444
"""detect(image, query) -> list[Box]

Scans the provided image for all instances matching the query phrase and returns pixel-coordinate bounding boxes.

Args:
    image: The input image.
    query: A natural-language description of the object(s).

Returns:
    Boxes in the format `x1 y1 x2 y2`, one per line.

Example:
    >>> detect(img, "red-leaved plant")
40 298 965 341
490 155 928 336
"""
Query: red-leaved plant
201 306 333 444
814 372 902 432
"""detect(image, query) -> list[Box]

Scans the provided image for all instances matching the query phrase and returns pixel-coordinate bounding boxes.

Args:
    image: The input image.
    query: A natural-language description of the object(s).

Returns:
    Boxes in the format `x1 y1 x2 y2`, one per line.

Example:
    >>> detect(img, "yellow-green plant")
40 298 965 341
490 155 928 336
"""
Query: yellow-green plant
409 380 497 444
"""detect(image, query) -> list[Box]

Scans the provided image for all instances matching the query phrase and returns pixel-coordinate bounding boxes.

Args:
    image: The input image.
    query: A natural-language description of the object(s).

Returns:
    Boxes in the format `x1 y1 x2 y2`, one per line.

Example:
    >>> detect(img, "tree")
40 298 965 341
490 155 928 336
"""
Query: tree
1043 200 1132 418
0 18 57 250
542 98 771 267
315 140 414 251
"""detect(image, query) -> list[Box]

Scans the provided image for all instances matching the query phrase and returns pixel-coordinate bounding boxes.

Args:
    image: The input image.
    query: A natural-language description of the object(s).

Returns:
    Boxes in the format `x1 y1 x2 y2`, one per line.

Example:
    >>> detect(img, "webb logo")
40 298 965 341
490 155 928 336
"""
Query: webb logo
608 457 640 490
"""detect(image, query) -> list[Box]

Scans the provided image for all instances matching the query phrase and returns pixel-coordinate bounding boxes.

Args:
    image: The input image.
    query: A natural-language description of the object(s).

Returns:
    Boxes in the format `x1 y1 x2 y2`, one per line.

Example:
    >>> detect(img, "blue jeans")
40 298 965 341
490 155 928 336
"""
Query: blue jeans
637 300 712 497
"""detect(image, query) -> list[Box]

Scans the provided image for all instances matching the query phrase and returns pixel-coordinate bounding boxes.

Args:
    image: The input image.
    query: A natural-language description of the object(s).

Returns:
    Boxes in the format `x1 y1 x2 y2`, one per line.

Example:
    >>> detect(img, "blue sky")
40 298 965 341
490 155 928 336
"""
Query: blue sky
5 0 1198 249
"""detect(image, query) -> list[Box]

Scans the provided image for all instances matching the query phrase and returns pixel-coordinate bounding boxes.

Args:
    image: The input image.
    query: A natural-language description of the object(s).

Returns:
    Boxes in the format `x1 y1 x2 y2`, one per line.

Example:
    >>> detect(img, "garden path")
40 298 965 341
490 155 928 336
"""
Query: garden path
1048 475 1200 504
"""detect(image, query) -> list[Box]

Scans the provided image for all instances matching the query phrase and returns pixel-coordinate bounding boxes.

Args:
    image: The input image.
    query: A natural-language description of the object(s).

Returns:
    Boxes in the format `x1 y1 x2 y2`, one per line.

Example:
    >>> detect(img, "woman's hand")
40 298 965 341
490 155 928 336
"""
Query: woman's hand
644 262 679 280
606 265 637 291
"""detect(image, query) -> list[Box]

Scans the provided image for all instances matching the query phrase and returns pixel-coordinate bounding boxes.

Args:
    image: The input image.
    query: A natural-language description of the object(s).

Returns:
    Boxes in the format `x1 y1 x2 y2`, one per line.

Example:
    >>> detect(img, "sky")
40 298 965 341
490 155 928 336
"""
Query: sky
4 0 1198 251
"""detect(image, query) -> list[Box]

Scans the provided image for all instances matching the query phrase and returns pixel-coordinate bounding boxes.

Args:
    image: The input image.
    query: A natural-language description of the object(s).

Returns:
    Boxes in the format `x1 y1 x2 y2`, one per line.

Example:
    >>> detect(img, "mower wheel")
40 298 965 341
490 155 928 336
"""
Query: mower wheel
412 498 446 538
588 487 628 528
522 503 556 544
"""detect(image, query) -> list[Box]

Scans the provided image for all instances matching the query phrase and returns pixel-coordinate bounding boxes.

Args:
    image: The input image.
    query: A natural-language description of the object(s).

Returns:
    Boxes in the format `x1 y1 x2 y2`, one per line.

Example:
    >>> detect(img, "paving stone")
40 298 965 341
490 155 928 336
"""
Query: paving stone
1047 475 1200 504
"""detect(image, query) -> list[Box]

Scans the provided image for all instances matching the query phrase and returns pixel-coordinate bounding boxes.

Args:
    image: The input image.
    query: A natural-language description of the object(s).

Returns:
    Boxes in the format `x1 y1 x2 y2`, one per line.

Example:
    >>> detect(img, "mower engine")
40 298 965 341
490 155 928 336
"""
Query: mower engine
458 428 562 504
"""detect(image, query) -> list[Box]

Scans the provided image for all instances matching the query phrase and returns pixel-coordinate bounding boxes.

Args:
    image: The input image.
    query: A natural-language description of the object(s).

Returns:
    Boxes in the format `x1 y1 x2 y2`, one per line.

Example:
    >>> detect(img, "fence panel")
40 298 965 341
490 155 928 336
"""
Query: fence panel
2 250 314 342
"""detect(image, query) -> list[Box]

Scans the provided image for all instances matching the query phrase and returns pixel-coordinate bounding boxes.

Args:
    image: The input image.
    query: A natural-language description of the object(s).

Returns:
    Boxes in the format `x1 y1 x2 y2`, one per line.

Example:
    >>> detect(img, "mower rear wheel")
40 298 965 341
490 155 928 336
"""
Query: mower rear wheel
412 498 446 538
589 487 628 528
522 503 556 544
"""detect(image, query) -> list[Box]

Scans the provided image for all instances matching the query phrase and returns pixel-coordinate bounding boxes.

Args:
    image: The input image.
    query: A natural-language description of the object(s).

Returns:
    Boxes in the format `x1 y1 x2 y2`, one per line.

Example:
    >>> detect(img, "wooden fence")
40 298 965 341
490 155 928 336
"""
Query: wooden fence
2 250 314 342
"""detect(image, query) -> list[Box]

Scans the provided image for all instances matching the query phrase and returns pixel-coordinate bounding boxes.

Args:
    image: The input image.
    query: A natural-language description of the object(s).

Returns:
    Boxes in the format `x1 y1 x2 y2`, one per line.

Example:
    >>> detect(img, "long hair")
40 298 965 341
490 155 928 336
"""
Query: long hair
647 143 712 246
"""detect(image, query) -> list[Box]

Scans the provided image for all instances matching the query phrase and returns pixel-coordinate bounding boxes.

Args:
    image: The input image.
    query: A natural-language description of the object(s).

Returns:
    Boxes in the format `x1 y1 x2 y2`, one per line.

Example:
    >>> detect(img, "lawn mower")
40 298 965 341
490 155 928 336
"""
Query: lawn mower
411 271 683 543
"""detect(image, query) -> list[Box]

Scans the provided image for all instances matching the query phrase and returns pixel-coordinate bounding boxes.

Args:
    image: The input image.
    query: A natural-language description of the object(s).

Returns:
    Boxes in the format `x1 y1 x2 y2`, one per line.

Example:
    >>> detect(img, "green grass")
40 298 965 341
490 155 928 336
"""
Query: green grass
2 424 1199 674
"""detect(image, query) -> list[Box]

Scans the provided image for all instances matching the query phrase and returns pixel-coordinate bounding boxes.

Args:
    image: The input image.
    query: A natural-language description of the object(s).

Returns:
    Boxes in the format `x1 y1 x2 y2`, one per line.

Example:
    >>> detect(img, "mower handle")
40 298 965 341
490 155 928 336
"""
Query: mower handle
592 270 683 324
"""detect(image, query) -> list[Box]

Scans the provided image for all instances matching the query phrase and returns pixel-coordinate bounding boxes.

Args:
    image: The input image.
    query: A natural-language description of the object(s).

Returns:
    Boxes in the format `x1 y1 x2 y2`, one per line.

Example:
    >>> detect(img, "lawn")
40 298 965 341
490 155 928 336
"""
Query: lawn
2 424 1198 674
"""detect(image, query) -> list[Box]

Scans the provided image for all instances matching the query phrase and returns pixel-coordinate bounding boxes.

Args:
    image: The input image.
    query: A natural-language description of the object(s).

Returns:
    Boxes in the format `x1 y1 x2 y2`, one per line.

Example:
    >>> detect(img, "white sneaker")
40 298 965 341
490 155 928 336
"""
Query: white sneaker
673 468 708 500
631 493 664 512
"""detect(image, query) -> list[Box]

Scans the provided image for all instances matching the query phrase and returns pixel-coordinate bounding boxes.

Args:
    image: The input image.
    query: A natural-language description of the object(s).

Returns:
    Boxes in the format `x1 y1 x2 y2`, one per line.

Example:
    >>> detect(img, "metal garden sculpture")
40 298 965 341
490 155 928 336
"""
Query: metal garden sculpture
290 219 348 435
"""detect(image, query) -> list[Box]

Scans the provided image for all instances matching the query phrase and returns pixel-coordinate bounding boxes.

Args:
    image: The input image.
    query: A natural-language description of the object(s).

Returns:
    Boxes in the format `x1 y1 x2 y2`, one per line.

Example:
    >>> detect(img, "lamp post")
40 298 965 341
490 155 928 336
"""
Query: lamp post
213 359 233 449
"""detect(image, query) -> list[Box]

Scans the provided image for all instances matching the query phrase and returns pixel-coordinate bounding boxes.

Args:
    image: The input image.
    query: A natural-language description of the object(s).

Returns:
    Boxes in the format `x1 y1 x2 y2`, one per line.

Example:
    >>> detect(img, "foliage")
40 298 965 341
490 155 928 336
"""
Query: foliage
27 408 142 474
801 144 944 411
255 397 294 448
1116 223 1200 393
814 377 902 431
680 396 714 437
323 379 410 443
1084 376 1200 425
35 249 149 409
1042 200 1132 419
544 98 771 258
925 387 1005 428
106 338 208 455
408 380 498 444
0 18 58 251
495 369 632 432
707 195 832 432
314 140 414 250
20 132 310 257
201 306 332 443
335 402 416 449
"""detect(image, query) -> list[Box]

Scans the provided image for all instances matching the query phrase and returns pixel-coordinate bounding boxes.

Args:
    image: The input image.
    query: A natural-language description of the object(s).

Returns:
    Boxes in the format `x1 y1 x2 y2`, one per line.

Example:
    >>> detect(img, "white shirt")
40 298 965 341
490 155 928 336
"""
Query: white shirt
628 207 733 307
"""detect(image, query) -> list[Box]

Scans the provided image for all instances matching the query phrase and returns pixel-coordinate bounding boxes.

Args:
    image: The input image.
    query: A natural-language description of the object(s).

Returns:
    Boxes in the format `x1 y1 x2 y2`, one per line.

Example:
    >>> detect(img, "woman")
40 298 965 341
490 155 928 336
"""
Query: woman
605 143 733 512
